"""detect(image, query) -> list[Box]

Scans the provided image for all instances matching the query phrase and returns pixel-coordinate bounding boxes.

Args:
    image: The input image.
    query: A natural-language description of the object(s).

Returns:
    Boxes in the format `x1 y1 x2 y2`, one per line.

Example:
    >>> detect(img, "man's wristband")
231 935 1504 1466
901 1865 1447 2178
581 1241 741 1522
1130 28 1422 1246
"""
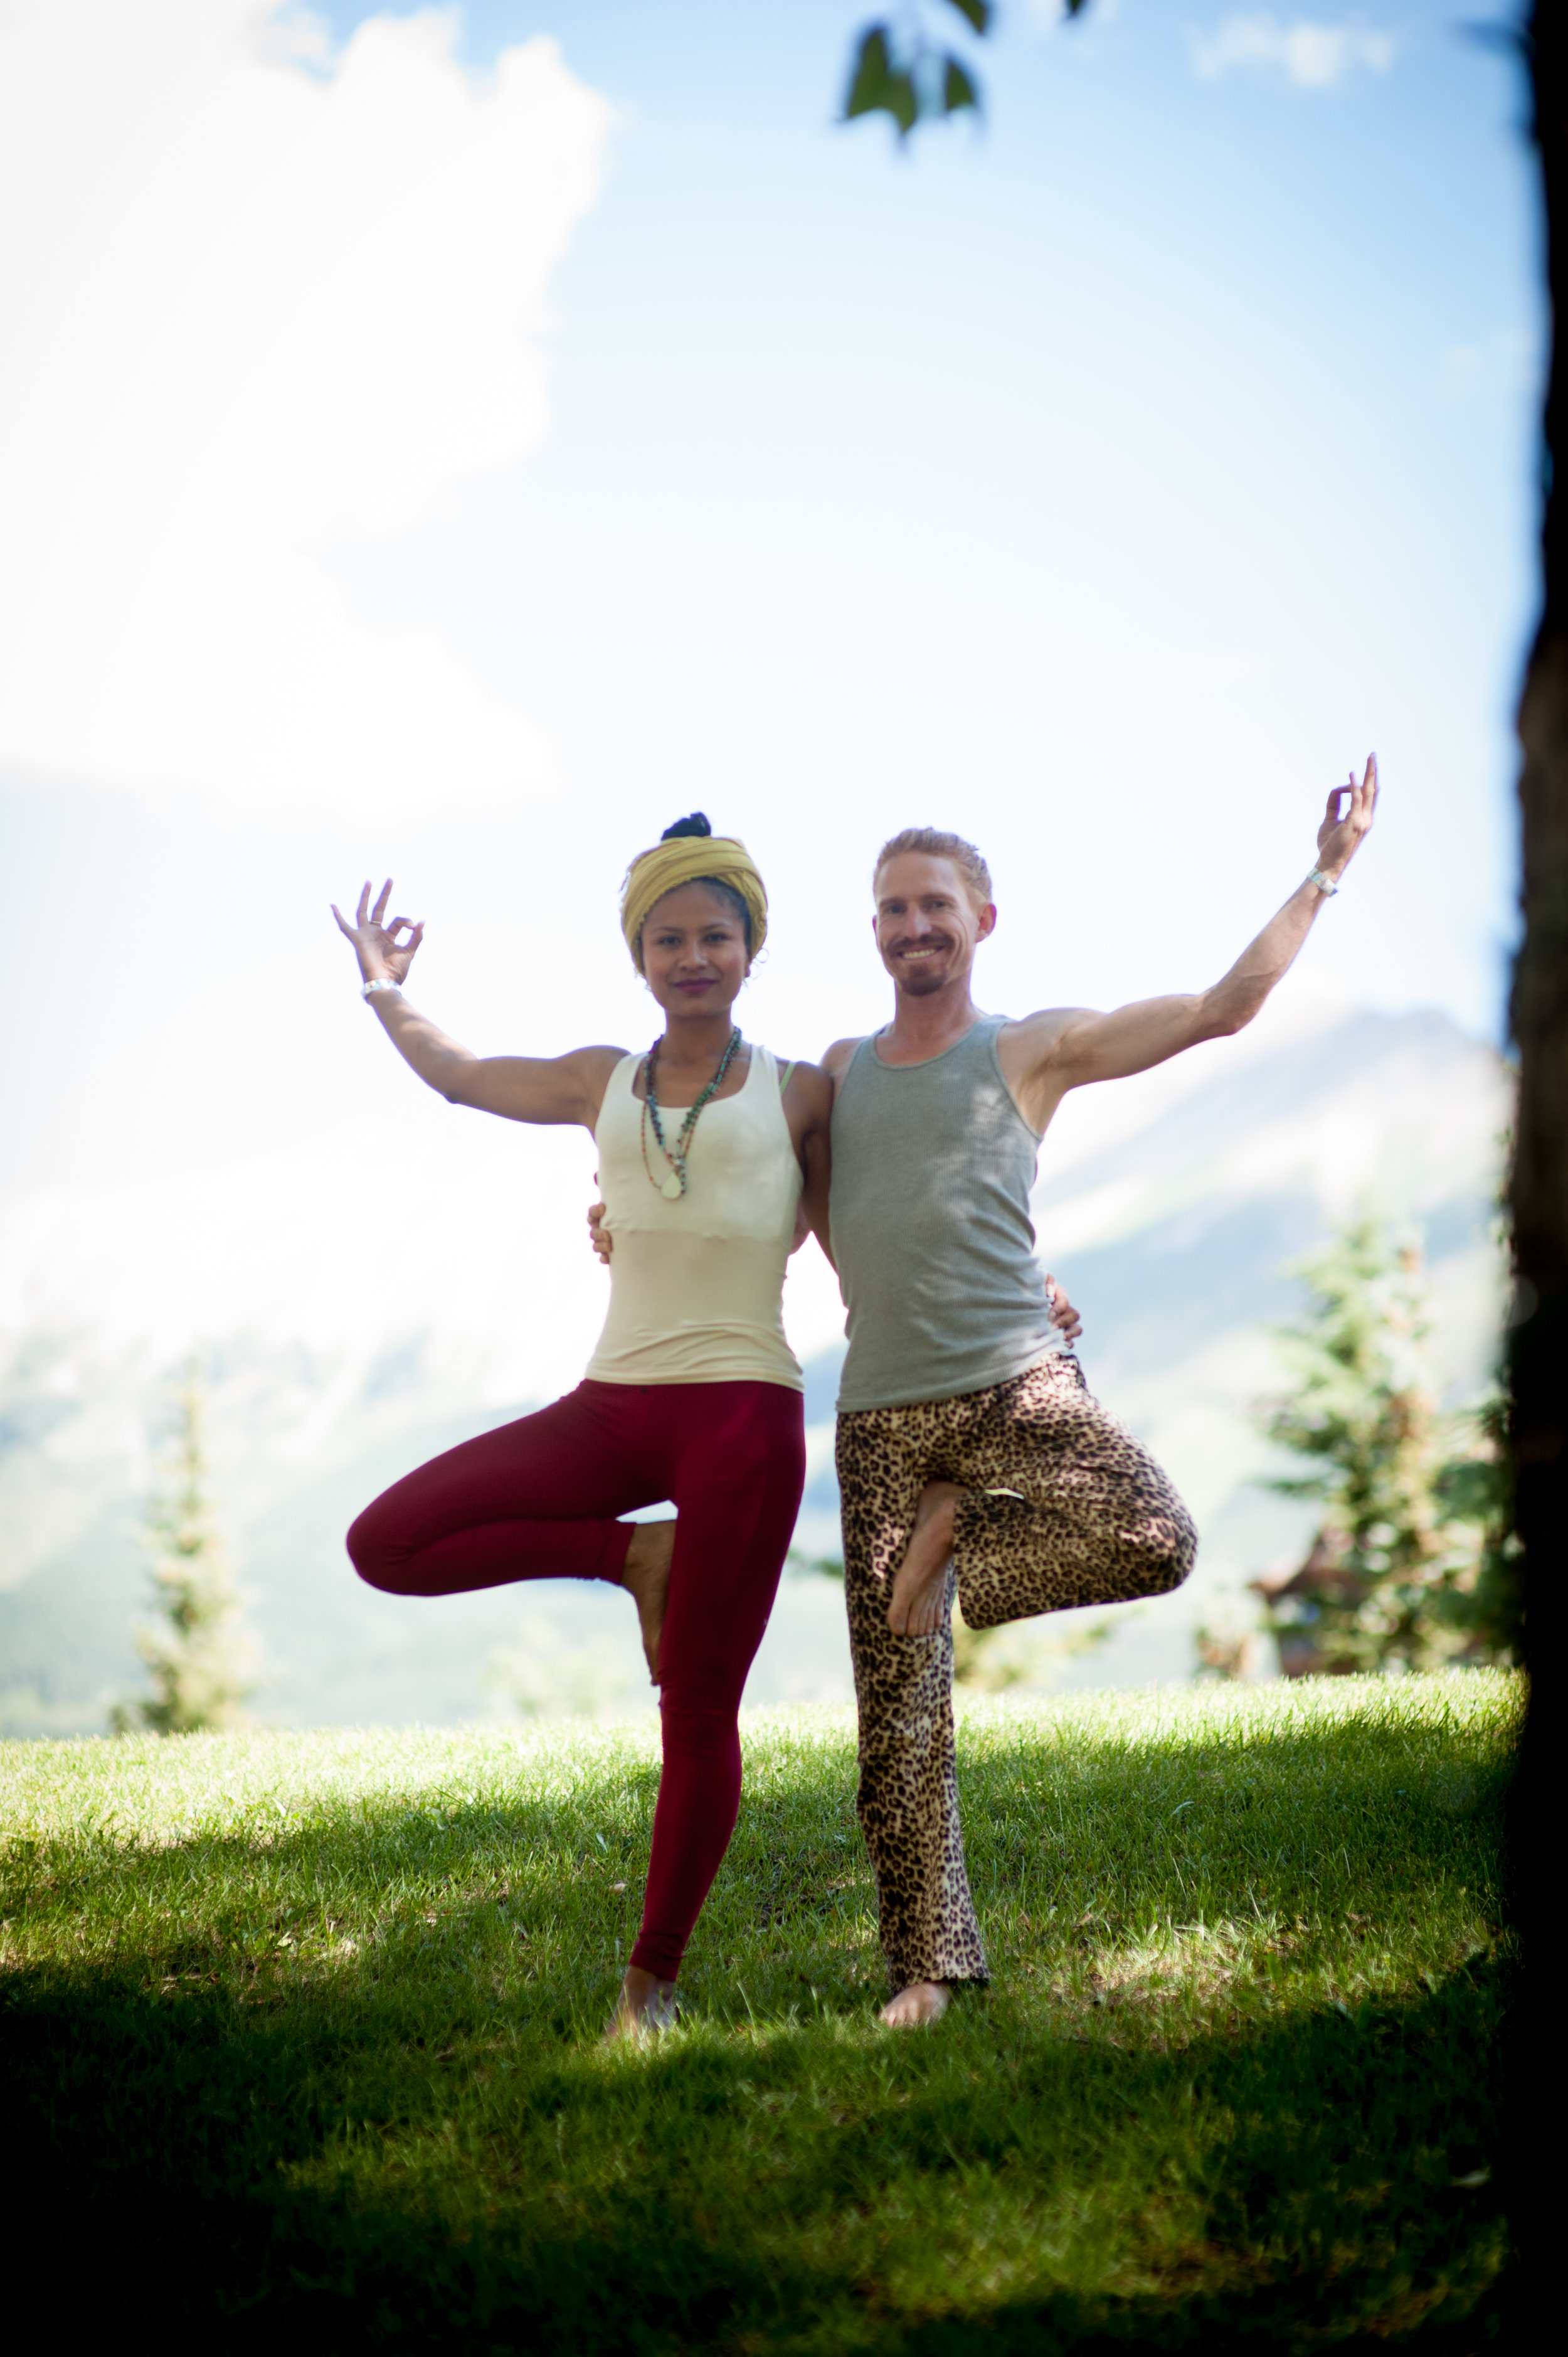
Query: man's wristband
362 978 401 1000
1305 868 1339 897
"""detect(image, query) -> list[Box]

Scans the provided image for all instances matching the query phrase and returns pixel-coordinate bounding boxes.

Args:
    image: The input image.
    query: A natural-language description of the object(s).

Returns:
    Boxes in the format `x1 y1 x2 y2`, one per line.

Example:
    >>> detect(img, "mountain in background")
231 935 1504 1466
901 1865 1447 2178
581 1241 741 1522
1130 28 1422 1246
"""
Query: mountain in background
0 992 1508 1735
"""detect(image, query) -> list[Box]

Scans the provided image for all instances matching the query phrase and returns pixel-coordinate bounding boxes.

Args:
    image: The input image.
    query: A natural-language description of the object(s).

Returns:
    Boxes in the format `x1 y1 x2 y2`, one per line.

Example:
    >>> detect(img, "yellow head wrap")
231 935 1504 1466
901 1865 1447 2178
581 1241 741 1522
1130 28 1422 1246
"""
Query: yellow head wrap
620 826 768 974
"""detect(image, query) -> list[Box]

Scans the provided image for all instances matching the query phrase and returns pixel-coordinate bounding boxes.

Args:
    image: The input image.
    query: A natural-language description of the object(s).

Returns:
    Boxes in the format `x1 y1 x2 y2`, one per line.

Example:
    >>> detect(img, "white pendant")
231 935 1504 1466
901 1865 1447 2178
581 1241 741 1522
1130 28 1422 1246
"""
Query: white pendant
662 1173 684 1201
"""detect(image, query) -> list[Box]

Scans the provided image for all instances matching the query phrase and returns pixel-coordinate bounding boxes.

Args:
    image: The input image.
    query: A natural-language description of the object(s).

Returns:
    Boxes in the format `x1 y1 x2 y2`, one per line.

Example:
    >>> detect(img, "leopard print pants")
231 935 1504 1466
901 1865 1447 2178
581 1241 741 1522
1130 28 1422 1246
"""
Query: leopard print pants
836 1352 1197 1992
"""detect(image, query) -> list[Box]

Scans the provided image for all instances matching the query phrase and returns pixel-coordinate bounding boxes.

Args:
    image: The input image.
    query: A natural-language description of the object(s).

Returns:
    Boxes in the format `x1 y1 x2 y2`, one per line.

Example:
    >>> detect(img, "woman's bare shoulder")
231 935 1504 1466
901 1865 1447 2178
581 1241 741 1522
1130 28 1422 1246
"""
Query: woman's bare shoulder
775 1055 835 1114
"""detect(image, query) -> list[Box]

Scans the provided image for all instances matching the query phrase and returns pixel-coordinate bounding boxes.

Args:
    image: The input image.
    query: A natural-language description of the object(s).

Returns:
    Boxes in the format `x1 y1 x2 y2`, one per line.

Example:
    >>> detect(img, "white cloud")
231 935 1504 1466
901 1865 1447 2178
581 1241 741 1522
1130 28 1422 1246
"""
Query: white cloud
0 3 610 815
1190 14 1396 88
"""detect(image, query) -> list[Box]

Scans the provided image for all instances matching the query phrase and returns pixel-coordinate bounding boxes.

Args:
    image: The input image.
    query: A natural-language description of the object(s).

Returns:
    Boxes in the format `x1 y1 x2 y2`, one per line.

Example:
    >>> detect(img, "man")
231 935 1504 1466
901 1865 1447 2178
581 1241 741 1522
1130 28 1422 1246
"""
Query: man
823 761 1377 2026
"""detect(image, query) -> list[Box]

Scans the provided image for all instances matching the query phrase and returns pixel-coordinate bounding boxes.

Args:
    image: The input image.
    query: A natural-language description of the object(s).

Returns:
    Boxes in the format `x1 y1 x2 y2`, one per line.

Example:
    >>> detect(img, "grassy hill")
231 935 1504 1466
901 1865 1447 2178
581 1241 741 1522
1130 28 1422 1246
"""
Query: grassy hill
0 1674 1515 2348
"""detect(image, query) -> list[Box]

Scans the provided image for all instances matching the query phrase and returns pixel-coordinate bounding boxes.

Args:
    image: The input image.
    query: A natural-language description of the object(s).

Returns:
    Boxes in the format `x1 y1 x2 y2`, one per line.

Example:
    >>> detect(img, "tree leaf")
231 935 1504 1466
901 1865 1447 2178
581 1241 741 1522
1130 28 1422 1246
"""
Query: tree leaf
888 67 920 133
843 28 922 136
844 26 895 120
942 56 981 115
943 0 993 33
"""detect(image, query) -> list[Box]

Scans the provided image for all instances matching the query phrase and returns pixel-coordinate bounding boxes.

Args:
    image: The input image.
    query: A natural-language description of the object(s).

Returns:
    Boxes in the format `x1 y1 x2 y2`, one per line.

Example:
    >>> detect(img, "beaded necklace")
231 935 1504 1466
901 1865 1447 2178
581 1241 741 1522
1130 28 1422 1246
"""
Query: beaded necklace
640 1027 743 1200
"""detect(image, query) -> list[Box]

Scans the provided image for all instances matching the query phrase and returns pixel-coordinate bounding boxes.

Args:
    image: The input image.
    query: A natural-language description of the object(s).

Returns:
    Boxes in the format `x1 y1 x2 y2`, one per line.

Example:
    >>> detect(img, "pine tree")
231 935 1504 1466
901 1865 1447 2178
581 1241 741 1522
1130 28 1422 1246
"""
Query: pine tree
116 1369 255 1733
1251 1217 1505 1676
1433 1389 1524 1664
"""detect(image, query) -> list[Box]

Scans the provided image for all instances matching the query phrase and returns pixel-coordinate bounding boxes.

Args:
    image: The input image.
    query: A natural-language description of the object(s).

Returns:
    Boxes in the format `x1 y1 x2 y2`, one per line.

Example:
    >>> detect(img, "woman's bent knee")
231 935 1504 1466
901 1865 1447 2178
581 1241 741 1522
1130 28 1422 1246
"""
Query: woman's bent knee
346 1505 420 1595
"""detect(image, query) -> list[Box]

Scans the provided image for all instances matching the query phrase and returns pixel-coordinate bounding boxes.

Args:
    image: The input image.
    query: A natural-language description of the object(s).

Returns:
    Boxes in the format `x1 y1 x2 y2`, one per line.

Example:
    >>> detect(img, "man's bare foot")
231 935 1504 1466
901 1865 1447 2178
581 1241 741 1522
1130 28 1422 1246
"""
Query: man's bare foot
886 1482 960 1636
622 1519 675 1681
604 1964 679 2042
880 1980 950 2028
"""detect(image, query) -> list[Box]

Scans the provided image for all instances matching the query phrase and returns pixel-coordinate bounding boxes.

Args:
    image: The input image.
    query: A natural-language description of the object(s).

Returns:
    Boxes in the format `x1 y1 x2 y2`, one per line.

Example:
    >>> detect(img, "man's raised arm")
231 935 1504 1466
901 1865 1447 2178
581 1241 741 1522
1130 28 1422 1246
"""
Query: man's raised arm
1005 759 1378 1119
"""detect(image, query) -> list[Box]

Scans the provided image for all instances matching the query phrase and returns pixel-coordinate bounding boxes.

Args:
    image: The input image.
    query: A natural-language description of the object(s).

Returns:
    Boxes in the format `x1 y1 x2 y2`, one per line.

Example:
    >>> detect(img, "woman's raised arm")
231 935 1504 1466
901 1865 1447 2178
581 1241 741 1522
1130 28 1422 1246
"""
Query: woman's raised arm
332 880 624 1129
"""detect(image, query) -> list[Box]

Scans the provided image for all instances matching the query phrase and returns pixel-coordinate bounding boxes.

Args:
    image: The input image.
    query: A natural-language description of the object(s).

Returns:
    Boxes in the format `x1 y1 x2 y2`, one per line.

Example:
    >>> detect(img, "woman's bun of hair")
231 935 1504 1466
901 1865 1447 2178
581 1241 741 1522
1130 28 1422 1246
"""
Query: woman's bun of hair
660 812 712 841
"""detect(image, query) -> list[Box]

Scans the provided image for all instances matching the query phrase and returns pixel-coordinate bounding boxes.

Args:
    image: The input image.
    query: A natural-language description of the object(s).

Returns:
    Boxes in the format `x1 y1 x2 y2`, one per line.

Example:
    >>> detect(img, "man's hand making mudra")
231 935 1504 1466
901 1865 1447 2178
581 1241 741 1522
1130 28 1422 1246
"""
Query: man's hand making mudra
584 1198 1086 1344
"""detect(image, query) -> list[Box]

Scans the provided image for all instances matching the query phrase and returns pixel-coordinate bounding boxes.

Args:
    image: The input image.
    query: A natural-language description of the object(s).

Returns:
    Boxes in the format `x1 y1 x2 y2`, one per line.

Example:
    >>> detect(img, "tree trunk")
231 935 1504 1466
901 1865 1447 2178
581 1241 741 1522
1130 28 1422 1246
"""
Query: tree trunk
1513 633 1568 1595
1514 6 1565 1755
1508 5 1564 2330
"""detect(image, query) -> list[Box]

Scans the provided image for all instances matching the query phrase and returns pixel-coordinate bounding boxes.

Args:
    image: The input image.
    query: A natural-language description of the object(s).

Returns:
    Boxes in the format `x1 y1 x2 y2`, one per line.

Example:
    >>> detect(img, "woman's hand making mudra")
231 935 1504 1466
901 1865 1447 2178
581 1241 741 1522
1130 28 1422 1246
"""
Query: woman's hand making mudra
331 878 425 985
584 1200 1086 1343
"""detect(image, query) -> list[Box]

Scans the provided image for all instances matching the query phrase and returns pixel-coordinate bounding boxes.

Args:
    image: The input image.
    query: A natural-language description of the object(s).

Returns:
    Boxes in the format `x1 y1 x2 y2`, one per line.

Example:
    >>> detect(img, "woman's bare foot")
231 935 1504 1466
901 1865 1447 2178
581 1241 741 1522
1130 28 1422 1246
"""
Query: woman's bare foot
622 1519 675 1681
886 1482 960 1636
604 1964 679 2041
880 1980 950 2028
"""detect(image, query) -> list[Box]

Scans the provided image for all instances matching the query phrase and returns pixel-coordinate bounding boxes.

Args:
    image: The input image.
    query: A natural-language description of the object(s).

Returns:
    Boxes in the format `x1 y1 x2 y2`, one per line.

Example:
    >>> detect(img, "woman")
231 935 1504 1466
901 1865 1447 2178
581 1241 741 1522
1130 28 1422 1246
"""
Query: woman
332 817 832 2038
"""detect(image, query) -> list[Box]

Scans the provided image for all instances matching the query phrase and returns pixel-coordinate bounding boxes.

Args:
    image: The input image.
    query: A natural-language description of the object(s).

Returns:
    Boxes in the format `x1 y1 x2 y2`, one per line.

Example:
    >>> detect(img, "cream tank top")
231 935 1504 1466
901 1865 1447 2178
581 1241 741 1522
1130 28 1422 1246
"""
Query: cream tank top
584 1043 804 1391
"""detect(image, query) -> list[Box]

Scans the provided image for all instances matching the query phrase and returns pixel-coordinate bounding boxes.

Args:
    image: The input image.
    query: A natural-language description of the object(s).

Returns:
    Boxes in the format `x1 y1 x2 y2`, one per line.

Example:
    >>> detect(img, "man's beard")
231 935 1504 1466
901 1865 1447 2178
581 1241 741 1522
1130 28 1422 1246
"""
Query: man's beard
891 951 953 996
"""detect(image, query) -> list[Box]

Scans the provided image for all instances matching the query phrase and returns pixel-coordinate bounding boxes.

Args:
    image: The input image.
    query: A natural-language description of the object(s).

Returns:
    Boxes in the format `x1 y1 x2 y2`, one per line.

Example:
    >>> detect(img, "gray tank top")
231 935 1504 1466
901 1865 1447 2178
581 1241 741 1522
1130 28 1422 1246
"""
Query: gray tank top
830 1014 1062 1413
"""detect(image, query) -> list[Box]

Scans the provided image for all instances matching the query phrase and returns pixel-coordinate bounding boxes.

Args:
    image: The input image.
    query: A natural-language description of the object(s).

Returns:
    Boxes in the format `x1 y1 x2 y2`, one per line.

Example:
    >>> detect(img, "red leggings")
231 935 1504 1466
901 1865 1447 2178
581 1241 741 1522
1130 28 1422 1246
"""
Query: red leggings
346 1378 805 1980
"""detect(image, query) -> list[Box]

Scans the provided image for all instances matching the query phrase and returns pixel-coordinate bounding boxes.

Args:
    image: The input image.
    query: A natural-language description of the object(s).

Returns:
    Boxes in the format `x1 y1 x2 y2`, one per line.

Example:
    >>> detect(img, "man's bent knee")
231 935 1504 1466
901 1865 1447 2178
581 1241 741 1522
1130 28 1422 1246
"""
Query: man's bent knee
1138 1504 1197 1595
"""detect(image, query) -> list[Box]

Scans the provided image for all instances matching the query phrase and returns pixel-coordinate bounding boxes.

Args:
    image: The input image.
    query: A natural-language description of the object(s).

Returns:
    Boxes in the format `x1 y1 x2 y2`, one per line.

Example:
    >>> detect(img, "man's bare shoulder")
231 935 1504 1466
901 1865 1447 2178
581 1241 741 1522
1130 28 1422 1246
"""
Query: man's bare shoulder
819 1035 867 1085
998 1008 1099 1060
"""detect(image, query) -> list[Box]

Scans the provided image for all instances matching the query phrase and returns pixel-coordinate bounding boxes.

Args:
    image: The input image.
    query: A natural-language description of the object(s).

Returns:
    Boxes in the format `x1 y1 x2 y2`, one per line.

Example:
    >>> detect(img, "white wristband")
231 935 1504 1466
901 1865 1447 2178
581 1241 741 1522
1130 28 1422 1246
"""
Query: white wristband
362 978 401 999
1305 868 1338 897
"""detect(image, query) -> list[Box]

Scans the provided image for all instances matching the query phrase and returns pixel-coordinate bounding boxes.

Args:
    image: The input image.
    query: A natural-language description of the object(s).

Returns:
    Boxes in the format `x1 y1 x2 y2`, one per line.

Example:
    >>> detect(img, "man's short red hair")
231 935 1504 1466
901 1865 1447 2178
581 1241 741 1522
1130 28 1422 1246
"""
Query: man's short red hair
873 827 993 907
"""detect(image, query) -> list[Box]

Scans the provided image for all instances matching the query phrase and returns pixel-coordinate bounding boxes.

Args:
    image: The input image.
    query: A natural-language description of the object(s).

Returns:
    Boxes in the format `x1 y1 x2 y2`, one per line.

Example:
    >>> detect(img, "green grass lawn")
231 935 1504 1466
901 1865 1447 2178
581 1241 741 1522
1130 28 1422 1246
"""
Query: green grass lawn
0 1675 1515 2351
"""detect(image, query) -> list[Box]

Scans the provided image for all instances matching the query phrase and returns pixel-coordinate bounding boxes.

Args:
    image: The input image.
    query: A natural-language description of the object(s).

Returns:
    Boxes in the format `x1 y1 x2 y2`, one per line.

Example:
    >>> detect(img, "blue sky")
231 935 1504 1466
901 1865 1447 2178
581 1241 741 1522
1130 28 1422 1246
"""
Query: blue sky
0 1 1537 1197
